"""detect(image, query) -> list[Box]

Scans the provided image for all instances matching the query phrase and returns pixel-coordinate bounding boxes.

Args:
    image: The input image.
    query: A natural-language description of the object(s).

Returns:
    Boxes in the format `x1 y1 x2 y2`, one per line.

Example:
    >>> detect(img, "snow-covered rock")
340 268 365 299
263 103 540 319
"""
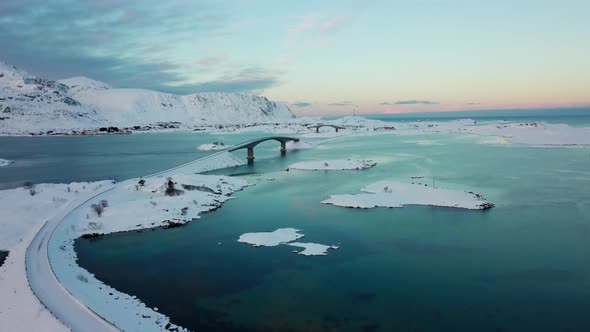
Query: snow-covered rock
289 159 376 171
322 181 494 210
0 158 13 167
0 61 295 135
197 142 231 151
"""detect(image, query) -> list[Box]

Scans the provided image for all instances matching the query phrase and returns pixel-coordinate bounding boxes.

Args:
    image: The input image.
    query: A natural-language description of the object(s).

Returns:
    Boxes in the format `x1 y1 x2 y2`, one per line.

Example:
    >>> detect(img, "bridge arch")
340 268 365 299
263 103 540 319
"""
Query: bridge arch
227 136 300 164
307 124 346 133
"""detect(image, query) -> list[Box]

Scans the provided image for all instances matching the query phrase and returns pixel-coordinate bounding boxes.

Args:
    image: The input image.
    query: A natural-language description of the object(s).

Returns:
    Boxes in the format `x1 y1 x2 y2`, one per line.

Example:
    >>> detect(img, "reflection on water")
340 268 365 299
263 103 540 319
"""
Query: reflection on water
70 133 590 332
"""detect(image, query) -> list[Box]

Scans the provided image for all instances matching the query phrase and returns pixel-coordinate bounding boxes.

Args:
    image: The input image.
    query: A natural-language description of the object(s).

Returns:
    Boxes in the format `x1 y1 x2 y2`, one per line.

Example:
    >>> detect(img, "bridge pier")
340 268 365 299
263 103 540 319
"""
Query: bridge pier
247 147 255 164
336 128 339 132
280 141 286 155
316 127 319 133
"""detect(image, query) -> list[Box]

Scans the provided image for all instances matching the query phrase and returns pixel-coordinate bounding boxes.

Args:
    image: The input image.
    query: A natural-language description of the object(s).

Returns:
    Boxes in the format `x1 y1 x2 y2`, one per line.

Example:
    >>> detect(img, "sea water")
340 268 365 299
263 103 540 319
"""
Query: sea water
73 132 590 332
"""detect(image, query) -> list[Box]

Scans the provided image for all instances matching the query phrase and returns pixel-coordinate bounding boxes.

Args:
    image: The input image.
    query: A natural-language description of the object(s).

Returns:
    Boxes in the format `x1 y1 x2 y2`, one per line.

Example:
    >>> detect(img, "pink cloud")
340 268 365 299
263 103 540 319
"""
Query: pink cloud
198 54 226 66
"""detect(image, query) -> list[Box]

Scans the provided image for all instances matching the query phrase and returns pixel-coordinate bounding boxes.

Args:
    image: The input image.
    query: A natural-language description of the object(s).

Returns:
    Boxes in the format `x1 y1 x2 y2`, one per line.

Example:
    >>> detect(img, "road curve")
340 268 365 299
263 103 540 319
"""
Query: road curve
26 186 120 332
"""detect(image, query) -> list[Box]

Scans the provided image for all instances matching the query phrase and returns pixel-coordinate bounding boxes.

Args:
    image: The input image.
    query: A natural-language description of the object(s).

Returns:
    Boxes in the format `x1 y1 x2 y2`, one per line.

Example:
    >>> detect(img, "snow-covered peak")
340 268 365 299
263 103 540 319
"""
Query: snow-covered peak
59 76 111 91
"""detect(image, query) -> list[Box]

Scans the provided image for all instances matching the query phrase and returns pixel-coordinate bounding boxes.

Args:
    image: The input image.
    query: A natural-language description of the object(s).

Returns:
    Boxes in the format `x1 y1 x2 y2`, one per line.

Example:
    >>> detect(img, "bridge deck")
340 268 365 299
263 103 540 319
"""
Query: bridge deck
307 124 345 129
227 136 300 152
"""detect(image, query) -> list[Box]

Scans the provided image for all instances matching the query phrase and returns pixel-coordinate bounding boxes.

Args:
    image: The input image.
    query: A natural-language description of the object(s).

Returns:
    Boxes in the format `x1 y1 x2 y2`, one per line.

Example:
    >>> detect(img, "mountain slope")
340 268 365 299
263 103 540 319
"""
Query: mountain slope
0 61 295 135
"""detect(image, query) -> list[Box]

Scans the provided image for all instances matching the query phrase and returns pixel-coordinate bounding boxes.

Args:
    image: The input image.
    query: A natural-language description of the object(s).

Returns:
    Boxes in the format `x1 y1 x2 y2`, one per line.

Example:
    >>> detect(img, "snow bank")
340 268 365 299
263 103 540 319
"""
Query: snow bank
0 181 112 332
0 158 13 167
288 242 340 256
238 228 304 247
322 181 494 210
289 159 376 171
197 142 231 151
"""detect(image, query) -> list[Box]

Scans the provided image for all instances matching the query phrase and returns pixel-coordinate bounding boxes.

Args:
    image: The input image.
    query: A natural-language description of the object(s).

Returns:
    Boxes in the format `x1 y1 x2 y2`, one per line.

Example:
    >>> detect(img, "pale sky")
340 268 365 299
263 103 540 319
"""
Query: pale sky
1 0 589 115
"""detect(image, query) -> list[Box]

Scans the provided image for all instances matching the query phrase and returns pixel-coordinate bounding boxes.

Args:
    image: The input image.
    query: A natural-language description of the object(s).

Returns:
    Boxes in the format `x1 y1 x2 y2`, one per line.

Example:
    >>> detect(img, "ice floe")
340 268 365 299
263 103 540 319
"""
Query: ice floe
238 228 304 247
238 229 339 256
288 159 376 171
287 242 340 256
322 180 494 210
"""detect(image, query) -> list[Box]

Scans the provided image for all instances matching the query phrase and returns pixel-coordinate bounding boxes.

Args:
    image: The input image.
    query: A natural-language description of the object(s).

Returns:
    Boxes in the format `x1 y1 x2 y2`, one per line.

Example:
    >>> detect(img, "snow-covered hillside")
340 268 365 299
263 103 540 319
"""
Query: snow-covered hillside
0 61 295 135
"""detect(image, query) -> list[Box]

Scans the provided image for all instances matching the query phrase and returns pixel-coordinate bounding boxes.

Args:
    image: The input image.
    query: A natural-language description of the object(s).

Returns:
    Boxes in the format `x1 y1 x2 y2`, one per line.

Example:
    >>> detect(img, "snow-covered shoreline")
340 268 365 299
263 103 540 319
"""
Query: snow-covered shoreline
322 181 494 210
288 159 376 171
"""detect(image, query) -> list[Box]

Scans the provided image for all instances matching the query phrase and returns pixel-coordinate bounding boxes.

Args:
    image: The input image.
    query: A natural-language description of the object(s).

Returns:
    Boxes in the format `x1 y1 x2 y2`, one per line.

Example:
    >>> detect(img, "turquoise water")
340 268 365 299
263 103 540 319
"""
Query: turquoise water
74 133 590 332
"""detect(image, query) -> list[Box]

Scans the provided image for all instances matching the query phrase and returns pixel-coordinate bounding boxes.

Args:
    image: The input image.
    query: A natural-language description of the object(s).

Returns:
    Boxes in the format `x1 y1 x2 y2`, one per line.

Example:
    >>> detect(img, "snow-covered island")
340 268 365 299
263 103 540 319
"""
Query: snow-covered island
197 142 232 151
238 228 340 256
322 181 495 210
0 158 13 166
288 159 377 171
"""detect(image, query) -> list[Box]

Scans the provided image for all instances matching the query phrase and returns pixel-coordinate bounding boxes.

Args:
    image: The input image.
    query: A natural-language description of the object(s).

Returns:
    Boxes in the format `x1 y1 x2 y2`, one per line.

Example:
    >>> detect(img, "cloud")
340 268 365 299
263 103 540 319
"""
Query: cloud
317 16 350 33
380 102 394 106
394 100 440 105
285 14 354 49
166 67 281 94
0 0 270 94
465 102 481 105
328 101 356 106
291 101 313 107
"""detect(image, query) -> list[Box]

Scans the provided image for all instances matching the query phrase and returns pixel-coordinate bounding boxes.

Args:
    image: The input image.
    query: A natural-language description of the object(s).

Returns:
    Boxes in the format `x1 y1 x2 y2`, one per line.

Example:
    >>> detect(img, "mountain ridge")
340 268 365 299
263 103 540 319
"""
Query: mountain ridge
0 61 295 135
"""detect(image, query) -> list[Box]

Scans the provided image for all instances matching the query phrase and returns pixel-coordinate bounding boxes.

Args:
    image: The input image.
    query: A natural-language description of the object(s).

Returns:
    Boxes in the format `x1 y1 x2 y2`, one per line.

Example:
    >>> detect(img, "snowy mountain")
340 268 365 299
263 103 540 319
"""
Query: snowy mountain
0 61 295 135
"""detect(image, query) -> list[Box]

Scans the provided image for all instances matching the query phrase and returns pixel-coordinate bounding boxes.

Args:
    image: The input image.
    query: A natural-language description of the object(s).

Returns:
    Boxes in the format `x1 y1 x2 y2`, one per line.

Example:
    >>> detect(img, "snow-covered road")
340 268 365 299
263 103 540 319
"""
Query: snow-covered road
25 186 120 332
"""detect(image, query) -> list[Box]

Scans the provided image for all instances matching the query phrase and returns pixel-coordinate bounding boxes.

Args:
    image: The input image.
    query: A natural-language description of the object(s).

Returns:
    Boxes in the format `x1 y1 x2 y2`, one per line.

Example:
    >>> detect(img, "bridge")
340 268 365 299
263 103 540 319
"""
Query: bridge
308 124 346 133
227 136 300 164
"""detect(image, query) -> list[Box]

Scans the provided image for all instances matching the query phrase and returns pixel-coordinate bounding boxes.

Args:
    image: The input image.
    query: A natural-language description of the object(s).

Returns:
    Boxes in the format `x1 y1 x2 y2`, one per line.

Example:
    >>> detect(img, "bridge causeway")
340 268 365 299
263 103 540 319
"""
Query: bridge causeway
307 124 346 133
227 136 300 164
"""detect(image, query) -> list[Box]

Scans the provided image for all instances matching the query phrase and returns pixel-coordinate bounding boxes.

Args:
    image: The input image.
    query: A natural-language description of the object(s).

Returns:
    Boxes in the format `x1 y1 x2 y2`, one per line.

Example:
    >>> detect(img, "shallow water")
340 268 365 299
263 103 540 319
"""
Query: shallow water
71 132 590 332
